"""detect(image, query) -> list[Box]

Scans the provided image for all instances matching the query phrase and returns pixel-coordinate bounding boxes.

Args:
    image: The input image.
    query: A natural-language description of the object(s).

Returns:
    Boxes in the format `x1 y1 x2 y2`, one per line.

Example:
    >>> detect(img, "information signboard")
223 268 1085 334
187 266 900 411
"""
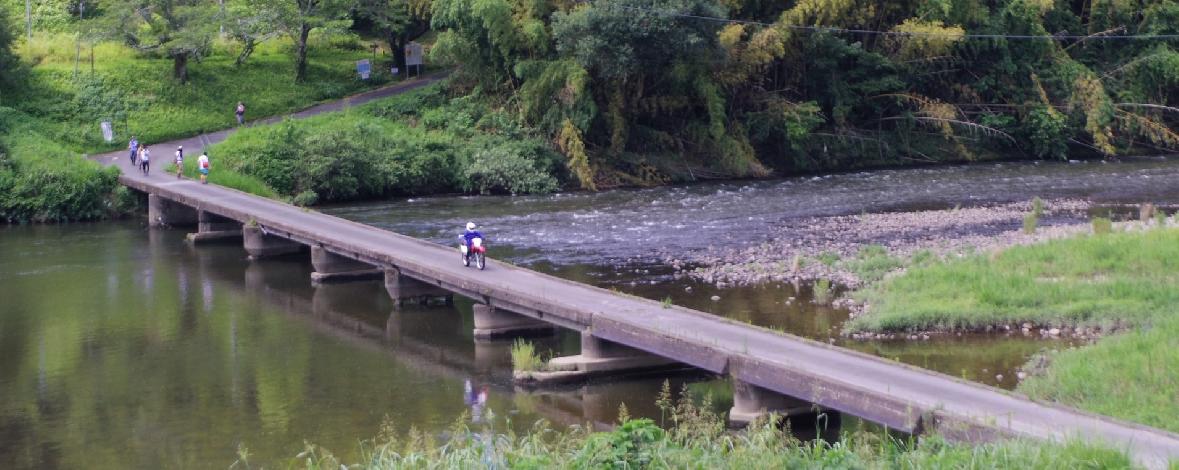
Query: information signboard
356 59 371 79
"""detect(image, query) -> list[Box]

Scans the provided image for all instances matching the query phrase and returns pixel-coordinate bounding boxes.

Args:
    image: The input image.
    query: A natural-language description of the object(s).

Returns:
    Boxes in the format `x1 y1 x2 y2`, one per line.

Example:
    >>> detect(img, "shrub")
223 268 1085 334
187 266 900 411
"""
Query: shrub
1091 217 1112 235
1023 212 1038 234
461 147 559 195
510 339 543 372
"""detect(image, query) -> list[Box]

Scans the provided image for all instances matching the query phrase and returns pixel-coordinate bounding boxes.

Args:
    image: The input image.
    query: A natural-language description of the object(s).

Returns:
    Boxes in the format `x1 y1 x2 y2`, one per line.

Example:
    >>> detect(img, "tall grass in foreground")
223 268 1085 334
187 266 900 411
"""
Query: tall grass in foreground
848 228 1179 333
268 385 1138 469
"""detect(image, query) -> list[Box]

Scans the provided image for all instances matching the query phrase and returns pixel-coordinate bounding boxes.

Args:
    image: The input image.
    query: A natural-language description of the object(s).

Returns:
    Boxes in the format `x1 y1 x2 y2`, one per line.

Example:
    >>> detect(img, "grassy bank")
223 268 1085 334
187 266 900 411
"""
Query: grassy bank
272 388 1138 469
847 225 1179 333
845 224 1179 434
0 33 392 221
207 82 562 203
0 106 123 222
10 34 391 153
1019 316 1179 434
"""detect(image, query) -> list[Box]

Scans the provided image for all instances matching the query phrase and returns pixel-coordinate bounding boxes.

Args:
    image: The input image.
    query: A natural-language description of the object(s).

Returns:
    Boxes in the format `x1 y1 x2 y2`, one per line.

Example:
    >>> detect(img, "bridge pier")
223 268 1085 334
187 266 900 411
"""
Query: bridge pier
243 225 306 259
311 246 383 283
728 380 827 428
384 267 452 306
148 194 199 228
472 304 554 340
517 332 682 386
187 211 242 243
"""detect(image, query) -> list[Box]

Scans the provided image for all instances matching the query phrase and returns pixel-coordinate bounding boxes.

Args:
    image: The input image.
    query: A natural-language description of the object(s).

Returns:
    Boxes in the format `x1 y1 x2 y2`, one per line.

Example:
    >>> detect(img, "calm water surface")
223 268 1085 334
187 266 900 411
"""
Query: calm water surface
0 223 699 468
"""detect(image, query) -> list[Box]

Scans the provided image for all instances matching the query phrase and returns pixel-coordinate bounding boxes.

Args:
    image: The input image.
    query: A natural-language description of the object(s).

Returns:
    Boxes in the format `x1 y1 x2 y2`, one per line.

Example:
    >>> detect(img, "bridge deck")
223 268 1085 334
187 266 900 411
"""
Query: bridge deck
92 82 1179 468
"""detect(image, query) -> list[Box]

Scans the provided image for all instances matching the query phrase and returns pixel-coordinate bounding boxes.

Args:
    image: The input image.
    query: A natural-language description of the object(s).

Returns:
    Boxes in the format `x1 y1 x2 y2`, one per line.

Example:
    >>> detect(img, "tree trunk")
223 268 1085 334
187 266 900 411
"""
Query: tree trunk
173 53 189 83
295 23 311 82
388 32 407 75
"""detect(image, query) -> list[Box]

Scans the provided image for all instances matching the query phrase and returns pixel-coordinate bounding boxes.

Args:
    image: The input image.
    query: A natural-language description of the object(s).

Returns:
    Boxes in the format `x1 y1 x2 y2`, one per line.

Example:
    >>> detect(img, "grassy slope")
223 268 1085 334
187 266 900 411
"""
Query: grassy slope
848 227 1179 333
846 226 1179 434
1018 317 1179 434
11 34 391 153
1 34 392 217
206 82 562 202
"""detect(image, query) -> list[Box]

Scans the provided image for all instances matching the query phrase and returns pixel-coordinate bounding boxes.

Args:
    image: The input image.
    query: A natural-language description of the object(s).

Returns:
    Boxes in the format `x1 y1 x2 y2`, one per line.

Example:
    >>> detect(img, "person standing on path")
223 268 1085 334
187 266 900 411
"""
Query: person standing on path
197 152 210 184
235 102 246 126
139 145 150 175
128 136 139 166
174 146 185 179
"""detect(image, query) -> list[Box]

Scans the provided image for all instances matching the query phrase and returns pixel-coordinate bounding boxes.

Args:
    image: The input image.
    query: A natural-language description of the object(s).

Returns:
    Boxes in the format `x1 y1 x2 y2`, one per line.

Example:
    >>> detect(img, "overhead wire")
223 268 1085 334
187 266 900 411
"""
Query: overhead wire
610 5 1179 41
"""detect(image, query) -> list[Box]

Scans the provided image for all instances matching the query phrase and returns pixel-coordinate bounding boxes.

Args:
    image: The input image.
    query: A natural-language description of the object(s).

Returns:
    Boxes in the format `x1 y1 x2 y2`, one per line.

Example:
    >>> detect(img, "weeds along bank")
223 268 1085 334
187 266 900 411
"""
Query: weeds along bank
206 83 563 204
844 221 1179 434
266 388 1136 469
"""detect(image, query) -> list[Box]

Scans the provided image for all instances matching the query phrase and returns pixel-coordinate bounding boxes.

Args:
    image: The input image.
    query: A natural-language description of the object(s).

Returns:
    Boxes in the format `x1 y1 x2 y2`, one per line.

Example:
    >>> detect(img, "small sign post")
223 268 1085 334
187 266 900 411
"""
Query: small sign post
356 59 371 80
100 121 113 143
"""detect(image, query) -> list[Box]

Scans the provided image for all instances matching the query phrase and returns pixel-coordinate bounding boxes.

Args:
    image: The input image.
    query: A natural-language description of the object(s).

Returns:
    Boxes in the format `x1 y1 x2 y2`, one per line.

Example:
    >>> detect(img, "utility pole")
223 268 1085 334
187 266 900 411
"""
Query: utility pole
25 0 32 42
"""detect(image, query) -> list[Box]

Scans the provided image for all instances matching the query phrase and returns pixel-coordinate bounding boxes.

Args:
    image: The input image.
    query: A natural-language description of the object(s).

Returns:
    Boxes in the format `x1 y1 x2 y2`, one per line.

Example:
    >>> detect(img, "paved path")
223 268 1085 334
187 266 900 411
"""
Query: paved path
94 76 1179 469
95 73 445 164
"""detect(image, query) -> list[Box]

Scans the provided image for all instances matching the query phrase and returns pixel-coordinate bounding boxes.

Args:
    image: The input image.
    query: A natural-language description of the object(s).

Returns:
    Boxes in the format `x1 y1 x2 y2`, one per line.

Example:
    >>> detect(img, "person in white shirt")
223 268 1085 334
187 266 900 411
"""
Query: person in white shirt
174 146 184 179
197 152 210 184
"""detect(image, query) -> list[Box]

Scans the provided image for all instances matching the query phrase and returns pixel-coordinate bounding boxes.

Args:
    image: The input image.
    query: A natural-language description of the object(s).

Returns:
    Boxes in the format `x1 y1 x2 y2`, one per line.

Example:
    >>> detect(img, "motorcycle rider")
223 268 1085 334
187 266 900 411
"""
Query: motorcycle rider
461 222 484 251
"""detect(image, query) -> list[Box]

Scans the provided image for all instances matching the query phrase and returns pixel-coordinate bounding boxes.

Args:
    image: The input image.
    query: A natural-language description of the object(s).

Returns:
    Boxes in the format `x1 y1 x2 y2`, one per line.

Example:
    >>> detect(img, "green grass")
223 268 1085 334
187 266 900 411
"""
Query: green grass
847 228 1179 333
9 33 393 154
1018 315 1179 434
510 339 543 372
165 158 277 199
0 106 121 222
207 82 562 203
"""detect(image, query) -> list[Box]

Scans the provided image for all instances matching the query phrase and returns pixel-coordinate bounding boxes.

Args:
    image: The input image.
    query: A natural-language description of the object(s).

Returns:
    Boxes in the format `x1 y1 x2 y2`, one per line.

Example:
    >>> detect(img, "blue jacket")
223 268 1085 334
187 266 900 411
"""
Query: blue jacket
463 230 484 246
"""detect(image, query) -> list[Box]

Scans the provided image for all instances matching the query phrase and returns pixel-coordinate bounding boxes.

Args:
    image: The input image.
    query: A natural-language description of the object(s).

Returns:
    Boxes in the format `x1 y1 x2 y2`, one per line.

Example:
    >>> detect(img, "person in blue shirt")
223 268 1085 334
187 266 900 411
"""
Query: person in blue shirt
462 222 484 250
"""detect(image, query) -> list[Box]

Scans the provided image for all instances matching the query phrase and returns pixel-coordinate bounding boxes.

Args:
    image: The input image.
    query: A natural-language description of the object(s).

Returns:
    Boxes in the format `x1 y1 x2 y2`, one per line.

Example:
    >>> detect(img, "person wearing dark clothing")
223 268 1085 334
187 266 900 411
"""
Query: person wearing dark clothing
235 102 246 126
129 136 139 165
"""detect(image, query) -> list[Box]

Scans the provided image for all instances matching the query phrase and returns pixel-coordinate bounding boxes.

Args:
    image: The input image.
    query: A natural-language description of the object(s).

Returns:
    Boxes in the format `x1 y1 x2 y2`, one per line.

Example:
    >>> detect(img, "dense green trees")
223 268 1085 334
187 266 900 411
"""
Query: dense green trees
97 0 221 82
429 0 1179 189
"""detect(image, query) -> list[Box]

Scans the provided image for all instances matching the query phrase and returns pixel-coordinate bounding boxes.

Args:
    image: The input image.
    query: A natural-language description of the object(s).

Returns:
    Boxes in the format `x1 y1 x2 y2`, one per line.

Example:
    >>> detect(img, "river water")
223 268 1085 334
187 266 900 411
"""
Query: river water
3 158 1179 468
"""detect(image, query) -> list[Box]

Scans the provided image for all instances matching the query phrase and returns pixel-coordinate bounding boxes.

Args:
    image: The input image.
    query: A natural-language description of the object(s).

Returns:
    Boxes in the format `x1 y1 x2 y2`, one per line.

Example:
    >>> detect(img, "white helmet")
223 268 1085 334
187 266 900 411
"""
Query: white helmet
466 222 476 230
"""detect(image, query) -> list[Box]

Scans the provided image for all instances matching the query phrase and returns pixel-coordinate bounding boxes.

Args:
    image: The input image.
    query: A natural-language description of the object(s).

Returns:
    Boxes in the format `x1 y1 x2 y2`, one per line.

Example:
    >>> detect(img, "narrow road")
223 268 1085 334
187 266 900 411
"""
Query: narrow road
93 74 1179 469
93 73 445 164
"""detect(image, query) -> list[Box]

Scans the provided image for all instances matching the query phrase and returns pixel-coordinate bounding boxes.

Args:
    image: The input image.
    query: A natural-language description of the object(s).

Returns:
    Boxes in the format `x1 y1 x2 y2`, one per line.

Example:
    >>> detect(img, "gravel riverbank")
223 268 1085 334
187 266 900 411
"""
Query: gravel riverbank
682 199 1098 288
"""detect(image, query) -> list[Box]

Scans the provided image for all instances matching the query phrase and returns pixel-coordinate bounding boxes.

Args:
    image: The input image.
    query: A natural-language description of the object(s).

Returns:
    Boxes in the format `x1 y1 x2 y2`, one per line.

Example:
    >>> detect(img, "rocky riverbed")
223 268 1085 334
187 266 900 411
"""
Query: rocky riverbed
681 199 1099 288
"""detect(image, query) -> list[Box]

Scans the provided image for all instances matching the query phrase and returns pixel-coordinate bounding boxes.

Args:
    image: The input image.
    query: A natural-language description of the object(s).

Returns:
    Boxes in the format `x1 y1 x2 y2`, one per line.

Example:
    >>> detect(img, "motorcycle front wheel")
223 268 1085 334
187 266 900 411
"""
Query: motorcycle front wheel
475 252 486 270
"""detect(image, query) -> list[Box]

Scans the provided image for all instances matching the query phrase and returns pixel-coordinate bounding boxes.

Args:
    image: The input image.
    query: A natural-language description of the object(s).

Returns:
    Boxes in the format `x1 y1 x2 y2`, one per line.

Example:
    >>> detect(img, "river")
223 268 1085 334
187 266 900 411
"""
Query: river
3 158 1178 467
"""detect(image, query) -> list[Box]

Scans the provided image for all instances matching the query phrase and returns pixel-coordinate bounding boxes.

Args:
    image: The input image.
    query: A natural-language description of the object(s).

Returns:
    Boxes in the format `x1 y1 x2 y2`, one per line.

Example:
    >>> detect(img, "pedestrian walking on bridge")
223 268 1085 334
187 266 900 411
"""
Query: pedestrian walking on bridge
174 146 184 179
128 136 139 166
198 152 210 184
139 145 150 176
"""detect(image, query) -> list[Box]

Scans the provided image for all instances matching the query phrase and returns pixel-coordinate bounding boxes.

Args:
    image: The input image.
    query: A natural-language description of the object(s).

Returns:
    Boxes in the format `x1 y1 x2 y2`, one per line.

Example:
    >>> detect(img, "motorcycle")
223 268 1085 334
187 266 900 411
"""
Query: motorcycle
460 237 486 270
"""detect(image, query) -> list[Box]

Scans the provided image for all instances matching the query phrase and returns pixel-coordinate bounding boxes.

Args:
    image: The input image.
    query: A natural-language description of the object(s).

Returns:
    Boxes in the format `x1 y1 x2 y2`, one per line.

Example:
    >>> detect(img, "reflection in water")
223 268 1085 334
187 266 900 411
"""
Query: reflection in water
0 223 729 468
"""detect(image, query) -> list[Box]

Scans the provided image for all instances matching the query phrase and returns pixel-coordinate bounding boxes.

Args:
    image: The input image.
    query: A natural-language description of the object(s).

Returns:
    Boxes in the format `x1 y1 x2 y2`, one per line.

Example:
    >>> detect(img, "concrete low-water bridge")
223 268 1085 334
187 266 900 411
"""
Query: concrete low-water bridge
94 81 1179 468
